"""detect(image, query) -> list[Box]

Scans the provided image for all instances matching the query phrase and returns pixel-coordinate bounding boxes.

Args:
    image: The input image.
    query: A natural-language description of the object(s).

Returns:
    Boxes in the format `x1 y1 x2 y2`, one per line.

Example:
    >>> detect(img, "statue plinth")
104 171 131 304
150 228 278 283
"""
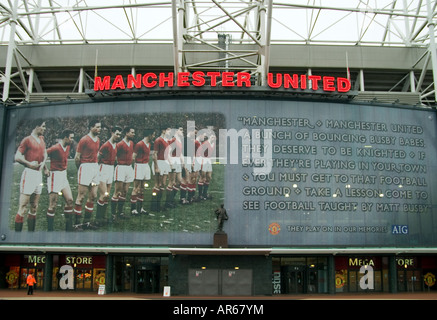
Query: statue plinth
213 231 228 248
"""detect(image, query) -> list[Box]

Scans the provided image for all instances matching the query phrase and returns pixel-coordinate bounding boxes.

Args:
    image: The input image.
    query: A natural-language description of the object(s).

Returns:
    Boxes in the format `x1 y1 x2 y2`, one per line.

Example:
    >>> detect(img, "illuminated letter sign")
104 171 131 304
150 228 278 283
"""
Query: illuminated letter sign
94 71 351 93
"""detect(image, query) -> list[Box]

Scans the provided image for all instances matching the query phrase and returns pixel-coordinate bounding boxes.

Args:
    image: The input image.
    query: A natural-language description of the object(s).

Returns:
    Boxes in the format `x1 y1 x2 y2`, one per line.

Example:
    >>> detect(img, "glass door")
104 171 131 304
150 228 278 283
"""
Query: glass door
398 269 422 292
75 268 92 290
349 271 357 291
397 270 406 292
406 270 421 292
282 266 305 294
136 270 159 293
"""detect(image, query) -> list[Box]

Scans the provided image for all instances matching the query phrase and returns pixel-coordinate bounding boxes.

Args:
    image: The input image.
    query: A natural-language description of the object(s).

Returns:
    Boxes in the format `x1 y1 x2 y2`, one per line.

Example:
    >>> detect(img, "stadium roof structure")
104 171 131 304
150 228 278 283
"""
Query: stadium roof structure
1 0 437 106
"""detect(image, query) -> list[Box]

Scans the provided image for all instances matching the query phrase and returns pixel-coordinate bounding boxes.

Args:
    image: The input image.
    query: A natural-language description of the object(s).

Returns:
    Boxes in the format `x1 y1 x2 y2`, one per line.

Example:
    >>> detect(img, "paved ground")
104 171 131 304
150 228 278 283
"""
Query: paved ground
1 289 437 300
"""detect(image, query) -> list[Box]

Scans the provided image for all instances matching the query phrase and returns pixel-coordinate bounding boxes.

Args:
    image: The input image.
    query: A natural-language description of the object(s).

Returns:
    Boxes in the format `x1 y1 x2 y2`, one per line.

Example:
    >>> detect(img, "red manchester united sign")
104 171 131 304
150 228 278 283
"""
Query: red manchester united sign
93 71 351 93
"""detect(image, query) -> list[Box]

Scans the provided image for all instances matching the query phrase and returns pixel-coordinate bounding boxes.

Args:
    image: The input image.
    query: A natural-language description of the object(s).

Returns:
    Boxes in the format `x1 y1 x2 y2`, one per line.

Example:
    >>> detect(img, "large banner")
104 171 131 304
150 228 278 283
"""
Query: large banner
0 98 436 247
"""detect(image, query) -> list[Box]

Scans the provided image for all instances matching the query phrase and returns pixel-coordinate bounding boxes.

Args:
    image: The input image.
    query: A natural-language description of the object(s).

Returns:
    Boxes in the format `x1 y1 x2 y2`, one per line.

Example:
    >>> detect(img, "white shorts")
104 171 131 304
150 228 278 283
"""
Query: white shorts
77 163 99 186
20 168 42 195
47 170 69 194
184 157 193 173
170 157 182 173
157 159 171 175
134 163 151 180
201 157 213 172
193 157 202 173
98 164 115 185
114 165 134 183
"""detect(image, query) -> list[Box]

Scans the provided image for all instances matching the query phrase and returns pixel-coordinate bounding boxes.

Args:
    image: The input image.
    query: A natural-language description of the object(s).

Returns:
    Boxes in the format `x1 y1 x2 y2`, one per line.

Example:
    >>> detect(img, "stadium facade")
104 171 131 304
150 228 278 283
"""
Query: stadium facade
1 1 437 296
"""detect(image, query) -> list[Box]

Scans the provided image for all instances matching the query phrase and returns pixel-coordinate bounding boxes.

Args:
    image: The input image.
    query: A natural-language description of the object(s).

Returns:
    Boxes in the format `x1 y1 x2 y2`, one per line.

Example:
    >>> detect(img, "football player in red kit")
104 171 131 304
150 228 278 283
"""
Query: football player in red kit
185 125 201 203
96 126 122 225
131 129 155 215
197 130 216 200
14 119 48 232
151 126 172 211
45 129 75 231
112 126 135 219
74 119 101 228
168 126 185 206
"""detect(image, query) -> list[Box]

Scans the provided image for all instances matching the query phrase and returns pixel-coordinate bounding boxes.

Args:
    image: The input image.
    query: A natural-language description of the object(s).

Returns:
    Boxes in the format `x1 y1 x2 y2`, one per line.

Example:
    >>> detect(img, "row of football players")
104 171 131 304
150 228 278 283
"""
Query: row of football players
14 119 215 232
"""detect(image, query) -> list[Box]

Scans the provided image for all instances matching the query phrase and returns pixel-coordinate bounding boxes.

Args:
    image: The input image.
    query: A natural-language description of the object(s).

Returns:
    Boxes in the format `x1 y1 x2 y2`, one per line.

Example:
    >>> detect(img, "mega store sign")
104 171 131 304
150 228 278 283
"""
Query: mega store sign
93 71 351 93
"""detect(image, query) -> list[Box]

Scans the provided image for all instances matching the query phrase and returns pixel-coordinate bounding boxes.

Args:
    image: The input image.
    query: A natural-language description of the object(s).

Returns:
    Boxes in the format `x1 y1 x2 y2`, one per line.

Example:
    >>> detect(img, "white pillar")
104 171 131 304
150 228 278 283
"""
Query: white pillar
427 0 437 102
2 0 18 103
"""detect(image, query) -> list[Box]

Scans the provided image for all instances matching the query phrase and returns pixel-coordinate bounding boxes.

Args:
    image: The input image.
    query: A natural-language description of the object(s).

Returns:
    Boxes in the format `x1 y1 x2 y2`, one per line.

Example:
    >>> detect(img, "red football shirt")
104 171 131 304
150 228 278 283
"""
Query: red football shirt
154 136 169 161
134 140 151 164
169 138 183 157
47 143 70 171
77 134 99 164
197 140 215 158
17 135 46 163
99 140 117 165
116 139 134 165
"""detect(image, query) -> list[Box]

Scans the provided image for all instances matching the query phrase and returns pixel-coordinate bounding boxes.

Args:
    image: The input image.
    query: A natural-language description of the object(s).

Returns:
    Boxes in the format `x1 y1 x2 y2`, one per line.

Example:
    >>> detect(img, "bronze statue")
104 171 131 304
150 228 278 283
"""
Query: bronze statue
215 204 228 232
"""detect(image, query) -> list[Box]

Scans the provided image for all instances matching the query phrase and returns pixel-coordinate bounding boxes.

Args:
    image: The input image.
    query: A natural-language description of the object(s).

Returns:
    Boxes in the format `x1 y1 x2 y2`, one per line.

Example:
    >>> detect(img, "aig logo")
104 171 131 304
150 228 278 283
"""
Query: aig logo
392 225 409 234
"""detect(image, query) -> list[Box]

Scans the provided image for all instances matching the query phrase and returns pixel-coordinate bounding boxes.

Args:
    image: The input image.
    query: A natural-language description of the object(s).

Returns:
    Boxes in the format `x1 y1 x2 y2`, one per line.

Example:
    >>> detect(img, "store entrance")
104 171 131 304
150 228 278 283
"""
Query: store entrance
113 256 167 294
397 270 422 292
136 269 159 293
274 257 328 294
75 268 92 290
282 266 305 294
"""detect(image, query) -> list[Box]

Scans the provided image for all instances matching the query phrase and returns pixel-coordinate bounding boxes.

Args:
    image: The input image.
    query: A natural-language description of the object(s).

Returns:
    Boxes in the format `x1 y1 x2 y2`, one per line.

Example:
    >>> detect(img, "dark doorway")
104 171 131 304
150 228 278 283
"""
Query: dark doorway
188 268 252 296
282 266 305 294
136 269 159 293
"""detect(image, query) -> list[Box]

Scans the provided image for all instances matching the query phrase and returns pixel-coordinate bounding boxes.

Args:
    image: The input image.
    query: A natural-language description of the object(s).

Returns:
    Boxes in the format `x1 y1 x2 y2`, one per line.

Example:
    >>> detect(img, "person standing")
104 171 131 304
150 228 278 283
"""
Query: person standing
131 129 155 215
14 119 48 232
73 120 101 228
96 126 122 226
151 126 172 211
197 131 215 200
26 272 37 295
45 129 75 231
112 126 135 219
168 126 185 207
185 126 201 204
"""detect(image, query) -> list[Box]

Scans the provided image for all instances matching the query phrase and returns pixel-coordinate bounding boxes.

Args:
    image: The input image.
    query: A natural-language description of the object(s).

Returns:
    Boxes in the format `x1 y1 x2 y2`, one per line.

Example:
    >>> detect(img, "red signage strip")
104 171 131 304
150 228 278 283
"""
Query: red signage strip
94 71 351 93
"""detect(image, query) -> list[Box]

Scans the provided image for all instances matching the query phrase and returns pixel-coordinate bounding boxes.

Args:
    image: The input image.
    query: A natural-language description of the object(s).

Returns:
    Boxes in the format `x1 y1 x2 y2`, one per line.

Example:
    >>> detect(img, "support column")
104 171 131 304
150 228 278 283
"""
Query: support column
427 0 437 102
105 255 113 294
328 255 336 295
43 254 53 292
389 255 398 293
172 0 185 75
2 0 18 103
359 69 365 92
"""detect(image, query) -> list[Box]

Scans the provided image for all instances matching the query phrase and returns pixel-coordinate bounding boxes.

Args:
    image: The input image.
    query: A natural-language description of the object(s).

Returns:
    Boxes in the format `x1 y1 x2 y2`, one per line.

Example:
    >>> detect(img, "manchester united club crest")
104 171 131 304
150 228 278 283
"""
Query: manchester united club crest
268 222 281 235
